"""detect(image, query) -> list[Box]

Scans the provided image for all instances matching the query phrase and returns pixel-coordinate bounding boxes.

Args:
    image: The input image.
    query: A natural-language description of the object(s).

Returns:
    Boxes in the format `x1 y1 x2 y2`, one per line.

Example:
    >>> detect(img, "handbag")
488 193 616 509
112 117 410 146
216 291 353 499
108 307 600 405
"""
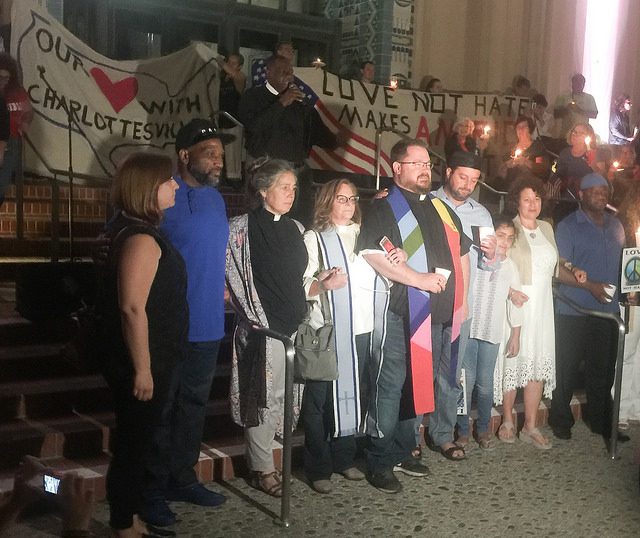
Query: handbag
294 235 338 382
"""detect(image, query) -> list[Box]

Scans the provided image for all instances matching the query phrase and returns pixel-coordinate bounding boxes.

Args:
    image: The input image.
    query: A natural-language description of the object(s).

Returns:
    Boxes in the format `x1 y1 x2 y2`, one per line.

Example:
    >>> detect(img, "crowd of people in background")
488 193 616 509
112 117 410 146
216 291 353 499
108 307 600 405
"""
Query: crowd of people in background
2 41 640 538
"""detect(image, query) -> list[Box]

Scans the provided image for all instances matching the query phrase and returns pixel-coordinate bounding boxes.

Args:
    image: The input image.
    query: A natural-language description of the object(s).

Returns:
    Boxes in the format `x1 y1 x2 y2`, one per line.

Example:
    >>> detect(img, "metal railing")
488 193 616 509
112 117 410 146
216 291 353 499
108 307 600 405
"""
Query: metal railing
552 289 627 459
228 302 295 527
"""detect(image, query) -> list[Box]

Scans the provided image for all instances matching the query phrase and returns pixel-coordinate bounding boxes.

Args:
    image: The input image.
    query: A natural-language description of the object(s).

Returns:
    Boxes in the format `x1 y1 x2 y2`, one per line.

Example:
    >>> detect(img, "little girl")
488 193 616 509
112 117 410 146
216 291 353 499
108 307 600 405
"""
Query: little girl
457 214 524 450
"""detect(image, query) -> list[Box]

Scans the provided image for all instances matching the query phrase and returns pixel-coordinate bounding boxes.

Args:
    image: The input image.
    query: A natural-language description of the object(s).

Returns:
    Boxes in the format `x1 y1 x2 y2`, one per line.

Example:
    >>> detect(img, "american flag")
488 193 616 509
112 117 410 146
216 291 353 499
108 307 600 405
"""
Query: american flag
292 75 393 177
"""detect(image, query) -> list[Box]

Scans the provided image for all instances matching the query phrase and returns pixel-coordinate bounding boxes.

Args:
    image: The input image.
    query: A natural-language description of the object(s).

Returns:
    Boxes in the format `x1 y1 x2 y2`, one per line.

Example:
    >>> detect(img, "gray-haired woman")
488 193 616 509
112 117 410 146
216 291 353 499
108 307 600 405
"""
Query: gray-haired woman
226 158 307 497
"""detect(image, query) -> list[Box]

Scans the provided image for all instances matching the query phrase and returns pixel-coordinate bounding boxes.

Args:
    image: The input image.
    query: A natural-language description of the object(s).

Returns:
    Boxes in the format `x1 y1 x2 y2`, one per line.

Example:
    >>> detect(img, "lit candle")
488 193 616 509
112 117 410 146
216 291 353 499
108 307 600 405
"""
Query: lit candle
613 160 620 170
389 76 398 90
312 57 325 69
483 125 491 136
585 136 591 149
636 226 640 247
513 148 522 159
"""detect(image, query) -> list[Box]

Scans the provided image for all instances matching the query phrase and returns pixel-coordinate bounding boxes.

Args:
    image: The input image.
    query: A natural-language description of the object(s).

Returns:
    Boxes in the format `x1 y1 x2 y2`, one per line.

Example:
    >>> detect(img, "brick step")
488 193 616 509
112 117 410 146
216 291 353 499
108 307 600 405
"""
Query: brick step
0 395 587 501
0 343 76 383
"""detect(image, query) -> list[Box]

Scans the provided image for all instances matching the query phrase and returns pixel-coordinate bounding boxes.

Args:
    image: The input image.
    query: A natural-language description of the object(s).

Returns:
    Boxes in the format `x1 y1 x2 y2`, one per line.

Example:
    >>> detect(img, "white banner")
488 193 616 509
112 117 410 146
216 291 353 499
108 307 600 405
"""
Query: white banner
12 0 219 179
293 67 530 176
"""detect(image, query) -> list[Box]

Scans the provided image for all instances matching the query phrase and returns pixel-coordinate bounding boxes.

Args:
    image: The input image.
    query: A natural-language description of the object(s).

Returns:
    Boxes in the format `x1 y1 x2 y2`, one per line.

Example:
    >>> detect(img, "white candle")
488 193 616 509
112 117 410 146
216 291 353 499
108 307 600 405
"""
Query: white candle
389 76 398 90
514 148 522 159
585 136 591 149
483 125 490 136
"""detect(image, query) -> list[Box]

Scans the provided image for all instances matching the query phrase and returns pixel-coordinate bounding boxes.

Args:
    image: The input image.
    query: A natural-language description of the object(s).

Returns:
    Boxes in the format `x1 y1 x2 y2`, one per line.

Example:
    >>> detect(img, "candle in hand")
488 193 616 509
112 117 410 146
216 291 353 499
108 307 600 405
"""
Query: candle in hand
636 226 640 247
514 148 522 159
585 136 591 148
389 76 398 90
483 125 491 136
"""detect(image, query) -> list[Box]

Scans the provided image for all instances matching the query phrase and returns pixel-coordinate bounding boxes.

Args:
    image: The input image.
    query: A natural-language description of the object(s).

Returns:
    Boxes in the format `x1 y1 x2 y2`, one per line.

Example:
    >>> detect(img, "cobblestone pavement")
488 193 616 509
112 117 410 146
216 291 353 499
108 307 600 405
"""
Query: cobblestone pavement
12 422 640 537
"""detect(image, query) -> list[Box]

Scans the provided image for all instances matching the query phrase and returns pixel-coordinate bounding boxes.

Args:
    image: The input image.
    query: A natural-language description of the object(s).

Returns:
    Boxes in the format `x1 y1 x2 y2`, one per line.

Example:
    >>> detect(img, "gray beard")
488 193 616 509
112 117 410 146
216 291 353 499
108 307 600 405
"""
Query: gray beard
188 162 219 187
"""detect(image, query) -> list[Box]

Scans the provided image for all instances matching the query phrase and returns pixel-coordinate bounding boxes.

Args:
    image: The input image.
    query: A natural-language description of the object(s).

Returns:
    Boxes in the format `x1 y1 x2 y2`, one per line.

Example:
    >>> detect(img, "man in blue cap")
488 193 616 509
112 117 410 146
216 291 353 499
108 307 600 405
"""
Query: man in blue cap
550 172 626 443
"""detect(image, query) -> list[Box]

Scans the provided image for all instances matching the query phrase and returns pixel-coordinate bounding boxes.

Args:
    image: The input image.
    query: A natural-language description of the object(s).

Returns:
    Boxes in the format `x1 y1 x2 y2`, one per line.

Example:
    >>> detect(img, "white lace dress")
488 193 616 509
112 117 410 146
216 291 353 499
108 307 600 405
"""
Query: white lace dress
494 227 556 403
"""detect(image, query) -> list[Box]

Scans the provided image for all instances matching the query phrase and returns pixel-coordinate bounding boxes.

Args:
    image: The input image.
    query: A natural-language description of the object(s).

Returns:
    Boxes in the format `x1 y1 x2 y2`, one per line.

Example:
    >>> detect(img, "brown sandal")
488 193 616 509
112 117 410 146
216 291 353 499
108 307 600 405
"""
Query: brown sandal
250 471 283 497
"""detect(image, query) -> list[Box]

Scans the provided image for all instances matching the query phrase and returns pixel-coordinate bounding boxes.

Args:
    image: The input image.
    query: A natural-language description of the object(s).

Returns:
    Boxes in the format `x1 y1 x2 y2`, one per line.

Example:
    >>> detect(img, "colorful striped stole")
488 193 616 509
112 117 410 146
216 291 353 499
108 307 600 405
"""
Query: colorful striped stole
317 230 361 437
386 187 464 412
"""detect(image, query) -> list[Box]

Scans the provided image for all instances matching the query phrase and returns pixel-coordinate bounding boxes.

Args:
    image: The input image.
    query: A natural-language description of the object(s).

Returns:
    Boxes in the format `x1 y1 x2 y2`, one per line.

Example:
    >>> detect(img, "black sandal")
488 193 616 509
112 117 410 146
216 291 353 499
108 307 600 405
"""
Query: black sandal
440 445 466 461
250 471 283 497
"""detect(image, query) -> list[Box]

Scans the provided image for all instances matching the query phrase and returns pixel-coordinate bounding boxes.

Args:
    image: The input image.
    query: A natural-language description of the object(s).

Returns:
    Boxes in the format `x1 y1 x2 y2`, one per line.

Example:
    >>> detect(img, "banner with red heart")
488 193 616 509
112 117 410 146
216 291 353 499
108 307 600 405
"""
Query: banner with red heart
90 68 138 113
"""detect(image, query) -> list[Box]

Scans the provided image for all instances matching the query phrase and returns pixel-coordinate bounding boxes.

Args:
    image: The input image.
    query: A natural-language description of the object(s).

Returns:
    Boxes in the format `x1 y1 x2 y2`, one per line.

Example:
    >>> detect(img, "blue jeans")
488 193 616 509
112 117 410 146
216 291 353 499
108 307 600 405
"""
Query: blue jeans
144 340 221 499
427 323 457 447
365 311 416 475
456 337 499 436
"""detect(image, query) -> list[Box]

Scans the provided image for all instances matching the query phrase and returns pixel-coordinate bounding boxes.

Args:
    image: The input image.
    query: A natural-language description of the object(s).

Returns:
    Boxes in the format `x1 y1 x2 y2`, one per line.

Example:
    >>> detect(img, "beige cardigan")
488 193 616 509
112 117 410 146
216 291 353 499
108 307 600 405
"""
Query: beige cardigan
510 215 559 286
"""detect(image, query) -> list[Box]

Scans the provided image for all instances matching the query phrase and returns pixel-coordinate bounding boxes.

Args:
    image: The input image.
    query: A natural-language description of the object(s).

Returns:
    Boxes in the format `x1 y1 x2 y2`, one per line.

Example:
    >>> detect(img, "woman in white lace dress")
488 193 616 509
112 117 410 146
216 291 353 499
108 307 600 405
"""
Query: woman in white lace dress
494 176 559 449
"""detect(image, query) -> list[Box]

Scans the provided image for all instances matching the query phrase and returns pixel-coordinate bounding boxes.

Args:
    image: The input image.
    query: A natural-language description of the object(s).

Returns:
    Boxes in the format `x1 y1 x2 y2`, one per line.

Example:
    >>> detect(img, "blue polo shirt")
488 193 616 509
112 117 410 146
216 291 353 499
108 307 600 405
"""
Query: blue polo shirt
555 209 624 316
161 176 229 341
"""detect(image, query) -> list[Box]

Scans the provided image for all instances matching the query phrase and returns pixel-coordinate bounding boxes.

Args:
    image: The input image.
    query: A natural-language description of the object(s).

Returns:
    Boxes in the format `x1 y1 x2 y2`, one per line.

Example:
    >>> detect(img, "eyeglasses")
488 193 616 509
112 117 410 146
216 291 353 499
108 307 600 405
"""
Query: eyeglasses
335 195 360 204
397 161 434 169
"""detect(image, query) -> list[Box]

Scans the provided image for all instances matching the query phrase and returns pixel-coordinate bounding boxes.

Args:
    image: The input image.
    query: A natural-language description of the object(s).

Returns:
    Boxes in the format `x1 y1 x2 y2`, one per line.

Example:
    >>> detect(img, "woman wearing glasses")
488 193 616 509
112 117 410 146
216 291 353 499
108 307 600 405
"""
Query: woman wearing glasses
301 179 405 493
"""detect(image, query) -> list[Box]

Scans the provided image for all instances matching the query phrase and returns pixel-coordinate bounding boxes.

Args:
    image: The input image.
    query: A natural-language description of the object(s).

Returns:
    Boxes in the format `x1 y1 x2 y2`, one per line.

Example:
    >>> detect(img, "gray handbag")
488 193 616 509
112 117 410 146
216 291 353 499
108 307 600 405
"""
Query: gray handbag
294 238 338 382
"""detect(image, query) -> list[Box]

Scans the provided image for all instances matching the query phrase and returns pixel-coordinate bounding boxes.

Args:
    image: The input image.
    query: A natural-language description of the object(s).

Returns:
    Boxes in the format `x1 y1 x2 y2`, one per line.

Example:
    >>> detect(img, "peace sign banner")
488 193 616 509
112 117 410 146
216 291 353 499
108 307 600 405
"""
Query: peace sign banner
621 248 640 293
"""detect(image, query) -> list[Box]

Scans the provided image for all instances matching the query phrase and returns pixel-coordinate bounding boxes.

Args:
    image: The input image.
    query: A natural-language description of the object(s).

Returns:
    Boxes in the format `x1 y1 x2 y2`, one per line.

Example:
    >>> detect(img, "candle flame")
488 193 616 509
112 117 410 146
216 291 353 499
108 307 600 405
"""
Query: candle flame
585 136 591 148
613 160 620 169
514 148 522 158
484 125 491 134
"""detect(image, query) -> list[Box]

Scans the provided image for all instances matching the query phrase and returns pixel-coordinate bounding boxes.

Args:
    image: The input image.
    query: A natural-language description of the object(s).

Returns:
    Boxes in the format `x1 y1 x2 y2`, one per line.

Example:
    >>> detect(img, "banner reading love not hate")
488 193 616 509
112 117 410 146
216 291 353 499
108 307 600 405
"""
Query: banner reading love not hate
12 0 219 179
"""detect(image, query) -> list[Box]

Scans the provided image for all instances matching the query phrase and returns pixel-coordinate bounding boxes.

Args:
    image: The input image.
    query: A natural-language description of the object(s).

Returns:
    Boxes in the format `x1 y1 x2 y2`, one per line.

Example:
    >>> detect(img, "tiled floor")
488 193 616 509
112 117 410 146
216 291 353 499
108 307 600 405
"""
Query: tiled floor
9 422 640 537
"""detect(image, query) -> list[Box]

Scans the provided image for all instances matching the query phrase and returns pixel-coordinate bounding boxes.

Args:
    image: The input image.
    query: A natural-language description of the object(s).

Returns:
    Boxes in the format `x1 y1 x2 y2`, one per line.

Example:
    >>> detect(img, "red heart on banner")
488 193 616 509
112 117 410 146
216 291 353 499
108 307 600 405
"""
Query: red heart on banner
90 67 138 113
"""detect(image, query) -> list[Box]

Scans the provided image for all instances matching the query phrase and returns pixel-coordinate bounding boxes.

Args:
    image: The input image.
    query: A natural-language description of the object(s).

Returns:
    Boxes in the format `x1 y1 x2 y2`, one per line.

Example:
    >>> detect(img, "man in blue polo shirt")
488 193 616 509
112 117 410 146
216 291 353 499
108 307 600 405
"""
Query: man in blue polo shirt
550 173 625 442
142 119 231 526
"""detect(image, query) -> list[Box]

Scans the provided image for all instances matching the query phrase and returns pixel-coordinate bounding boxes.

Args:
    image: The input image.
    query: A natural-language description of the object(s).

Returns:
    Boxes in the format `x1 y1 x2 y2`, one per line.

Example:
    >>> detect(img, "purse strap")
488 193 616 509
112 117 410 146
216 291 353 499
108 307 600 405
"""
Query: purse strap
314 231 332 324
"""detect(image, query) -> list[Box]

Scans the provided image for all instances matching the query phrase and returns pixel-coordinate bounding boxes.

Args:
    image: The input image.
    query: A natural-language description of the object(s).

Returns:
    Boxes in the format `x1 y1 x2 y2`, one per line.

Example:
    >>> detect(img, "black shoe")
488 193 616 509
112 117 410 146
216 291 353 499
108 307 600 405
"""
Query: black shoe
167 483 227 507
393 458 430 477
552 426 572 440
367 470 402 493
141 499 176 527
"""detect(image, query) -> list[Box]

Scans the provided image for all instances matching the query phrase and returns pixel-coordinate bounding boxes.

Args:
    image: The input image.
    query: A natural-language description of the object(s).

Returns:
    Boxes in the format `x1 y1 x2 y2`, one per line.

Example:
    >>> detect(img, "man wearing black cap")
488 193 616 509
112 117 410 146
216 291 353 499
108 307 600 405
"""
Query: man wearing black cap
432 151 497 452
142 119 232 526
551 172 626 443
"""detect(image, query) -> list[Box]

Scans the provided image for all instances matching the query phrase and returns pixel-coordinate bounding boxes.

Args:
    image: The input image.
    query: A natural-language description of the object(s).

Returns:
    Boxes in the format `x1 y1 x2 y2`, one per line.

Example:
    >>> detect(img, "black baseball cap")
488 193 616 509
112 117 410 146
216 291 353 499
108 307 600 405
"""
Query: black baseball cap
175 118 235 152
447 151 482 171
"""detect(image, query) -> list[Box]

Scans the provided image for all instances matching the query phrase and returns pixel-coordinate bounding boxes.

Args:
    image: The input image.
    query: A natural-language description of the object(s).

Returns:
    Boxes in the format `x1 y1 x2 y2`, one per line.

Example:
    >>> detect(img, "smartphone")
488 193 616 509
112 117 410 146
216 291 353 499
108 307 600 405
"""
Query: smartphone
379 236 395 254
43 473 61 495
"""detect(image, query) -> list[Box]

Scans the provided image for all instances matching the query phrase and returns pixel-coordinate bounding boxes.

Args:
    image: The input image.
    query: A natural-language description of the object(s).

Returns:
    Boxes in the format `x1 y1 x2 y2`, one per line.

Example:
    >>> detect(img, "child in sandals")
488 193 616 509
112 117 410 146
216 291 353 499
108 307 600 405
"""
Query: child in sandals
457 214 523 449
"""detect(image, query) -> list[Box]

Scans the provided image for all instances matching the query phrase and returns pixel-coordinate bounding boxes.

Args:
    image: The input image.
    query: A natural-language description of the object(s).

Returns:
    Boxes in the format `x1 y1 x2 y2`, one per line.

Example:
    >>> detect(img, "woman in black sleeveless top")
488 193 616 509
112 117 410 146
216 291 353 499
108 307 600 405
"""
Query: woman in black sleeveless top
100 153 187 537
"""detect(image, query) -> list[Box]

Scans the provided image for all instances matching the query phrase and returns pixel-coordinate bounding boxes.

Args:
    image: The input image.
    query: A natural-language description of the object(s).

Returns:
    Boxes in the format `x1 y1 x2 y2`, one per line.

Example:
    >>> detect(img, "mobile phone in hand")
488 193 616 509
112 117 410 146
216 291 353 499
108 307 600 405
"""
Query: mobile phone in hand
379 236 395 254
43 473 61 495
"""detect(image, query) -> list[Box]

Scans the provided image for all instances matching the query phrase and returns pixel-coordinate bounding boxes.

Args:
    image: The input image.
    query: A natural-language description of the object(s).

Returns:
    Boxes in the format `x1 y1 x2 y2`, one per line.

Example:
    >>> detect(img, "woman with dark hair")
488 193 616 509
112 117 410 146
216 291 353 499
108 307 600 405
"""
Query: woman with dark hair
226 157 307 498
609 93 636 146
100 153 185 537
494 176 558 450
497 115 550 189
444 117 478 162
301 179 405 493
0 52 32 207
424 77 443 93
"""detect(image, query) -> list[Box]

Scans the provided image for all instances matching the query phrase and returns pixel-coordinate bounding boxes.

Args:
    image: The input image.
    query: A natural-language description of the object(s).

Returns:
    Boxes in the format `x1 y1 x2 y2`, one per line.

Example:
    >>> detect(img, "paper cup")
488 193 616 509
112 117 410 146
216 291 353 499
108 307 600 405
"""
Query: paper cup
434 267 452 282
604 284 616 301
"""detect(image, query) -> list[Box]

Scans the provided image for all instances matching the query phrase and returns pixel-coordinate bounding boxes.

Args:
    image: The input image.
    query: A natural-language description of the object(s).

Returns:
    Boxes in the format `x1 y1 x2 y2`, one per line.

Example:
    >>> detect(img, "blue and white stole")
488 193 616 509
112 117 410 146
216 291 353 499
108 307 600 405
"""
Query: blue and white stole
317 229 361 437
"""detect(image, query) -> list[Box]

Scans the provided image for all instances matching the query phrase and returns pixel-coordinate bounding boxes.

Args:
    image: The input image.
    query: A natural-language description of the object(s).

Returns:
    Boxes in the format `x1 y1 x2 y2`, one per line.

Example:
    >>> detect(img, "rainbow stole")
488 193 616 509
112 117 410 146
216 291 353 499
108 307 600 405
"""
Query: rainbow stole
386 187 464 415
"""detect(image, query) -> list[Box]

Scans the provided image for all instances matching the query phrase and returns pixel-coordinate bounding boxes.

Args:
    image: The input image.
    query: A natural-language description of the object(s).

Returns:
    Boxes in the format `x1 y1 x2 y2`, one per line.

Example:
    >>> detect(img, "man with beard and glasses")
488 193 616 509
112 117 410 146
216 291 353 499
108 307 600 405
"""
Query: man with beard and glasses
357 139 471 493
140 119 232 527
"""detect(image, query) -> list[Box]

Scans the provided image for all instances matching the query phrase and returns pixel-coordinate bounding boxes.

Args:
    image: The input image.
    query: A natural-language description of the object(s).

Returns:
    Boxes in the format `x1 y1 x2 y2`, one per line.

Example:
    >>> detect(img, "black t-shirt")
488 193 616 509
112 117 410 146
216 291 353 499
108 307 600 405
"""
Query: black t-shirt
248 206 308 335
357 187 471 323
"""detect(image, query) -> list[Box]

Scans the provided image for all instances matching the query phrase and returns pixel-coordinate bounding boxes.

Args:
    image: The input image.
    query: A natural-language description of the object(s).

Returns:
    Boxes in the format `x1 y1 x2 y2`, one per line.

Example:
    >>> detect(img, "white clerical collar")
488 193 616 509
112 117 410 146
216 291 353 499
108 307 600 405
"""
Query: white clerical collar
419 194 427 201
266 81 279 96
